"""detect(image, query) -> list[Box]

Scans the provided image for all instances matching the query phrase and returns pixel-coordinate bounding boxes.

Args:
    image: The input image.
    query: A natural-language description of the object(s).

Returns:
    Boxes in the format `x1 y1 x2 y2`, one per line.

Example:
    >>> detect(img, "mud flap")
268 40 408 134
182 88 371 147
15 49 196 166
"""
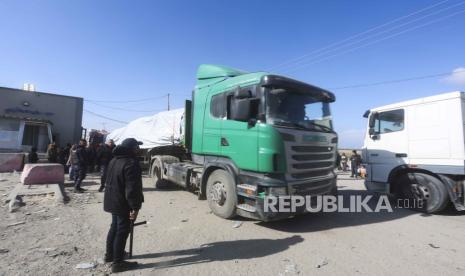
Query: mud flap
438 175 465 211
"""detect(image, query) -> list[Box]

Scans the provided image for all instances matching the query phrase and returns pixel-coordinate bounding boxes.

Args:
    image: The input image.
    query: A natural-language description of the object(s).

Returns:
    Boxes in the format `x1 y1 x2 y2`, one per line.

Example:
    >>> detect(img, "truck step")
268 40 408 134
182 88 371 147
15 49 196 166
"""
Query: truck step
237 204 256 213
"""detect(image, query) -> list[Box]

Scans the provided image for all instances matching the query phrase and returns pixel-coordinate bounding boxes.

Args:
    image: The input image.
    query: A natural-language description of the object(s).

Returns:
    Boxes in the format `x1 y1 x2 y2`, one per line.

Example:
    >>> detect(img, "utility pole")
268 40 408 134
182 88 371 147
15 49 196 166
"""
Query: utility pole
167 93 170 111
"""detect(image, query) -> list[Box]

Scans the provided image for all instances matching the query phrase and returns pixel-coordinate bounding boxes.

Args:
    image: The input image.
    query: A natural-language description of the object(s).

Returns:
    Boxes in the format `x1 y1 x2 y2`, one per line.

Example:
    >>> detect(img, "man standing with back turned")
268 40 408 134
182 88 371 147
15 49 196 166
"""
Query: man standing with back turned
103 138 144 273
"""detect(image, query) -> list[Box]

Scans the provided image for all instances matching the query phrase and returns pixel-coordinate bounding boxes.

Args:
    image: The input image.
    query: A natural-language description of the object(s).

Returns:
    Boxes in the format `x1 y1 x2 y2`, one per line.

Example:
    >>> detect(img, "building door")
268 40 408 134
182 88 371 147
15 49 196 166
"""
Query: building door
22 122 50 152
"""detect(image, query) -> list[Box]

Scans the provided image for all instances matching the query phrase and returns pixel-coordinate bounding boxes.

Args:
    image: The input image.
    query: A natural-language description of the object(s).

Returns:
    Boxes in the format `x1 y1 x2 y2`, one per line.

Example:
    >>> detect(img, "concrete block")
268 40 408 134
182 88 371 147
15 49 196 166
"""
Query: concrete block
0 153 24 173
20 164 64 185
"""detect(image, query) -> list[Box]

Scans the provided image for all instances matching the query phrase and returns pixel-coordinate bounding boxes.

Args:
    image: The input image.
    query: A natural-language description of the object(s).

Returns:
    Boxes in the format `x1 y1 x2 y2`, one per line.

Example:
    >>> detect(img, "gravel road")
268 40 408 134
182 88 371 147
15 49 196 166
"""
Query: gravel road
1 171 465 275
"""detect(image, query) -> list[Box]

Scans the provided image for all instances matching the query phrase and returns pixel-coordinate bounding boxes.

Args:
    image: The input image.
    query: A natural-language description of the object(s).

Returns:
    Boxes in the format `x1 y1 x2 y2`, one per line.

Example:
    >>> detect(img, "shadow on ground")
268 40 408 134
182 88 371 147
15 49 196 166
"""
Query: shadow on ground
134 235 304 269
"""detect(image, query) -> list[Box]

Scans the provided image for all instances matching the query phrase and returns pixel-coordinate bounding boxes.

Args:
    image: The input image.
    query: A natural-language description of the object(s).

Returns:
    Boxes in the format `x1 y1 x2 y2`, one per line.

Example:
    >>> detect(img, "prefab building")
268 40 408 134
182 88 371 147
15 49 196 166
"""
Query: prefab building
0 86 83 152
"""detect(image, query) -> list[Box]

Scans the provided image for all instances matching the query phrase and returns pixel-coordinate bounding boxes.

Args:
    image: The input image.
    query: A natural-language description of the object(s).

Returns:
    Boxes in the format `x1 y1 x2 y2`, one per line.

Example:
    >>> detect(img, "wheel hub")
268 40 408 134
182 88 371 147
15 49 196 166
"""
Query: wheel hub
410 183 430 201
210 181 227 206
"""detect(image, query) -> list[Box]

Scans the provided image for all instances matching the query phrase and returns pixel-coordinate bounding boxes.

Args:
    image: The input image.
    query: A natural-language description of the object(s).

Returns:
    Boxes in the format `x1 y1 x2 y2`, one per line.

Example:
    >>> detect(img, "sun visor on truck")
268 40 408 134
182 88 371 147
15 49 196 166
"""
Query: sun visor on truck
260 75 335 102
196 64 248 80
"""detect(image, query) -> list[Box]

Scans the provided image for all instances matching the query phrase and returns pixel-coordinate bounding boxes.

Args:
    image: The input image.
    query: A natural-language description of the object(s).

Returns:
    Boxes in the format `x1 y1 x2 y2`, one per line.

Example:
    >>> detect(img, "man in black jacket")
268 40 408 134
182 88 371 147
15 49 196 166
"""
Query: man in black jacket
96 139 115 192
103 138 144 273
74 139 88 193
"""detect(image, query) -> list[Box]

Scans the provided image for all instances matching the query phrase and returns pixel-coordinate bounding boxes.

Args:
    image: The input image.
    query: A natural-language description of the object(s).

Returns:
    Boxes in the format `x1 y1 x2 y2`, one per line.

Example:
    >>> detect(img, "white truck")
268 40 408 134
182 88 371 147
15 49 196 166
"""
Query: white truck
363 91 465 213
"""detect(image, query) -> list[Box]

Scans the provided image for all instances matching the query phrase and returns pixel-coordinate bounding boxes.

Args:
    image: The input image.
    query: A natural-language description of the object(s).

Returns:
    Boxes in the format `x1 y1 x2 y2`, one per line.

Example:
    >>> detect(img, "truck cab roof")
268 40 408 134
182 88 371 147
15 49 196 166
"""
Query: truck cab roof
368 91 464 114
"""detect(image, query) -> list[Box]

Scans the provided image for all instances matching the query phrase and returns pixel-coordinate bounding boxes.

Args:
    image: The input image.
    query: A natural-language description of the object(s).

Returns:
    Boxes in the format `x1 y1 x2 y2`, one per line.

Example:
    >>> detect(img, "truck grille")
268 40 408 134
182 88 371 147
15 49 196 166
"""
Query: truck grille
277 128 336 195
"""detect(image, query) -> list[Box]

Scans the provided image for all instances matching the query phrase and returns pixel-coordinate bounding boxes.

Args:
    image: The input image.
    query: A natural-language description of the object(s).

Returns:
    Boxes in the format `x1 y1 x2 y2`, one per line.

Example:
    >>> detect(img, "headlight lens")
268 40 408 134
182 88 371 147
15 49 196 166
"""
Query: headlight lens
266 186 288 196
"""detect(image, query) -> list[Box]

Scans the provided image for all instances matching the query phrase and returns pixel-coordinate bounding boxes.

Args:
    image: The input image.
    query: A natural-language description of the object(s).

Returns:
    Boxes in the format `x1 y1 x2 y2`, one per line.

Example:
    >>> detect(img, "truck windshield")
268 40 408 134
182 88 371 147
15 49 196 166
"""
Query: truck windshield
266 88 333 132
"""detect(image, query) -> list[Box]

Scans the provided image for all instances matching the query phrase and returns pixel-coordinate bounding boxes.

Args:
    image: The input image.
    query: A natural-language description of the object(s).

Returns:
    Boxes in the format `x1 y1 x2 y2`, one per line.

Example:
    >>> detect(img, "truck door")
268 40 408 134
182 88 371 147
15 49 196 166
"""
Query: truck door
365 109 408 183
221 87 259 171
202 91 224 155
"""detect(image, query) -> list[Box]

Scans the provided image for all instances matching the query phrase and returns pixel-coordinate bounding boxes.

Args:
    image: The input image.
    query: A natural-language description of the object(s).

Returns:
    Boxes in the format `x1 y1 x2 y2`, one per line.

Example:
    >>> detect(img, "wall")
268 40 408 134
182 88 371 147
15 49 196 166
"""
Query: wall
0 87 83 148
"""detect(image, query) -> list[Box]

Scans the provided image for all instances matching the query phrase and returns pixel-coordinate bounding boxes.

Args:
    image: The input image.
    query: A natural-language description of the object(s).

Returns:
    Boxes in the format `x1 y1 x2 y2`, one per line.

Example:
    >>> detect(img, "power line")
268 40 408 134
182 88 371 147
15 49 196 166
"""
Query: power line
83 109 129 124
329 69 465 90
86 94 168 103
85 100 164 113
284 7 465 73
267 0 450 71
279 0 465 73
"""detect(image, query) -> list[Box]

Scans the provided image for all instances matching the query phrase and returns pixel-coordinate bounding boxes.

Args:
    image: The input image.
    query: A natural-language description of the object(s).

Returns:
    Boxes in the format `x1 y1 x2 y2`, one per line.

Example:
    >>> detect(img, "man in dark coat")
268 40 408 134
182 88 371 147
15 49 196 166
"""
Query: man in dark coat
74 139 89 193
96 140 115 192
350 150 362 178
103 138 144 273
28 147 39 163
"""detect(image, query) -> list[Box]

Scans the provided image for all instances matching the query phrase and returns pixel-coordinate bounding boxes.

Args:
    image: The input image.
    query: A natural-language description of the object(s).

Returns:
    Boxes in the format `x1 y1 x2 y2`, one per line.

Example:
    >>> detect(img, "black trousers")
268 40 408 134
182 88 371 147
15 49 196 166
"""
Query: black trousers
351 163 358 177
74 165 87 189
106 214 131 263
100 164 108 187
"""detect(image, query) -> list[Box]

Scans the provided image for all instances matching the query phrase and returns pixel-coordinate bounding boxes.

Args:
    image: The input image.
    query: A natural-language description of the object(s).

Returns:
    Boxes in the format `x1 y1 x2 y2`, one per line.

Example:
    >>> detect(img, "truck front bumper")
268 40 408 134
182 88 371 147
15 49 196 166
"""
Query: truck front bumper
236 171 337 221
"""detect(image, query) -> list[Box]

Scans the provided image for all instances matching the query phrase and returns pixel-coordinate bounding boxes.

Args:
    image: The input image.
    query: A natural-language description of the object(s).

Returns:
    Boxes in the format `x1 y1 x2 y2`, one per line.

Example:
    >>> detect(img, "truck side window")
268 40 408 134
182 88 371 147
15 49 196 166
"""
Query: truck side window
210 93 226 118
375 109 404 134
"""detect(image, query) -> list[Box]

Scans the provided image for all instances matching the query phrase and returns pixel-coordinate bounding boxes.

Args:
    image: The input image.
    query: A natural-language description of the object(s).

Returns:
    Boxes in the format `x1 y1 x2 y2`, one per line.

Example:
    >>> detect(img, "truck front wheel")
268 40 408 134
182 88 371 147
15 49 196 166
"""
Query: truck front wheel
398 172 449 213
206 169 237 219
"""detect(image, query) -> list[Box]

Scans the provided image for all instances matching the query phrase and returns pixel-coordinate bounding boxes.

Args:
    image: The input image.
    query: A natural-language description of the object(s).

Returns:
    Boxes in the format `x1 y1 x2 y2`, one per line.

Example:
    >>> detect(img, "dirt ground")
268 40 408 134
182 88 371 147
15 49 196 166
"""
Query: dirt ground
1 171 465 276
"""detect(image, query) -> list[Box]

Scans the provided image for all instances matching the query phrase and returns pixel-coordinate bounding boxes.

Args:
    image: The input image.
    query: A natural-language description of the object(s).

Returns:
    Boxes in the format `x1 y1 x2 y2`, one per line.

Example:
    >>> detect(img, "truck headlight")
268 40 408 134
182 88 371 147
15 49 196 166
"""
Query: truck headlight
266 186 288 196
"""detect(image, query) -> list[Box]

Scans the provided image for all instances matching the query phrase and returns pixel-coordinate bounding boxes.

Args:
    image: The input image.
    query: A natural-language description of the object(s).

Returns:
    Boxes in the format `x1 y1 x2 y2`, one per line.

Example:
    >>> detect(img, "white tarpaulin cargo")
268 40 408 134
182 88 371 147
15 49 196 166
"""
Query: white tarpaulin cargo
106 108 184 149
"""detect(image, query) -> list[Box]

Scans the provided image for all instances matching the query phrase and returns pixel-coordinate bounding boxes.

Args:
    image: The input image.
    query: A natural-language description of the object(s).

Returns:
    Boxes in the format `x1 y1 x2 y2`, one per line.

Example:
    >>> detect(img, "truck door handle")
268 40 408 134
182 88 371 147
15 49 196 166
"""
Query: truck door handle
370 153 379 157
395 153 407 158
221 138 229 146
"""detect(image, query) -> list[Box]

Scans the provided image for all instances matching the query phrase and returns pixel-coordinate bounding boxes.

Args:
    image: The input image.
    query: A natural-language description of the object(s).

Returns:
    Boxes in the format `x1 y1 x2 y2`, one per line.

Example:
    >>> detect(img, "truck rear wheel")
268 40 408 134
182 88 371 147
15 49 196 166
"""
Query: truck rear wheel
151 156 179 189
151 159 168 189
206 169 237 219
398 172 449 213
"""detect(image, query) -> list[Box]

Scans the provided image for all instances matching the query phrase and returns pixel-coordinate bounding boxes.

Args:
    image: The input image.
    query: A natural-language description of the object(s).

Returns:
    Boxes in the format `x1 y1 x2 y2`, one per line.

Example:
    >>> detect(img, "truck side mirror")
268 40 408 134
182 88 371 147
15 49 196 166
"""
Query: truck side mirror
230 98 259 122
368 112 377 128
234 88 252 99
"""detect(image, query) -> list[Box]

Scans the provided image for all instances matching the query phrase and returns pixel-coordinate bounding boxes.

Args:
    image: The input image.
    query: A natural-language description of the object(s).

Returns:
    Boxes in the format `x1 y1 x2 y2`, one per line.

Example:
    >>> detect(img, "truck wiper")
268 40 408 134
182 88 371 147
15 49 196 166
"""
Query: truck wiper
273 121 307 130
301 122 335 133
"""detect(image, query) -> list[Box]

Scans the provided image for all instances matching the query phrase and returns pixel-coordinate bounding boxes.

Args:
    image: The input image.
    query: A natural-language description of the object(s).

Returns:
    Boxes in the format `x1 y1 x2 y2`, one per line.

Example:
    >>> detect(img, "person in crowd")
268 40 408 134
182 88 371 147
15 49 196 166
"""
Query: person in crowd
336 152 342 170
87 144 97 173
46 142 58 163
57 147 66 166
96 140 115 192
103 138 144 273
28 147 38 163
108 139 116 151
67 144 78 181
350 150 362 178
74 139 89 193
63 143 72 174
341 153 348 172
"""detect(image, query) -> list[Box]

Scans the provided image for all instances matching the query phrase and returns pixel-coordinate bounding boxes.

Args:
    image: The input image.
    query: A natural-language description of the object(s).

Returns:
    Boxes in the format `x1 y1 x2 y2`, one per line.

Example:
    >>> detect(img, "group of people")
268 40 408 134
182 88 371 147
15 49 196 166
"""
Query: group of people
27 137 147 272
67 139 116 193
337 150 363 178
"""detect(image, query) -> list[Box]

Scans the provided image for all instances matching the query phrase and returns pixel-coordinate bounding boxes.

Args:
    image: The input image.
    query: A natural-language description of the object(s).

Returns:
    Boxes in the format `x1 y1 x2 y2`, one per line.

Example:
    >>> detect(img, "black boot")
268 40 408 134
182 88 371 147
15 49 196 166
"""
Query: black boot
98 186 105 192
111 261 138 273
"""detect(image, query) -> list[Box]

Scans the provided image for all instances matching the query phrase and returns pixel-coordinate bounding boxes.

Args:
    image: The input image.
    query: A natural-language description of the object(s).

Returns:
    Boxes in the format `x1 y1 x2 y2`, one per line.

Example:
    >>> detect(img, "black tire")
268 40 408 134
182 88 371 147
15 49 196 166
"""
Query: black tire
206 169 237 219
151 158 168 189
398 172 449 213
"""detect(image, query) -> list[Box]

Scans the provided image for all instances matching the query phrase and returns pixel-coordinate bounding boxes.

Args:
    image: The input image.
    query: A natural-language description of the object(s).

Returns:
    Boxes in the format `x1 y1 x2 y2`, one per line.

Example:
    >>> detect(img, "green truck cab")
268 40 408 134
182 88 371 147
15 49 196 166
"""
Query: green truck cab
149 64 337 221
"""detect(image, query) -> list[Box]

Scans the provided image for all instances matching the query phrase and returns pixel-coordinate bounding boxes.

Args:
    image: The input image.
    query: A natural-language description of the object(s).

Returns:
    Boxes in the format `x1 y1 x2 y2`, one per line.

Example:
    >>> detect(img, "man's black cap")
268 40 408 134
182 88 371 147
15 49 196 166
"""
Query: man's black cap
121 138 143 149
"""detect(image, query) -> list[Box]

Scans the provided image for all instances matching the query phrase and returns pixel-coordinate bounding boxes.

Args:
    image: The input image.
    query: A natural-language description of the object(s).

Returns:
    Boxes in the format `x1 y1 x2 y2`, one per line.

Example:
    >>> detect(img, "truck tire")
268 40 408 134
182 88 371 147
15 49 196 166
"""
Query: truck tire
151 156 179 189
206 169 237 219
398 172 449 213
